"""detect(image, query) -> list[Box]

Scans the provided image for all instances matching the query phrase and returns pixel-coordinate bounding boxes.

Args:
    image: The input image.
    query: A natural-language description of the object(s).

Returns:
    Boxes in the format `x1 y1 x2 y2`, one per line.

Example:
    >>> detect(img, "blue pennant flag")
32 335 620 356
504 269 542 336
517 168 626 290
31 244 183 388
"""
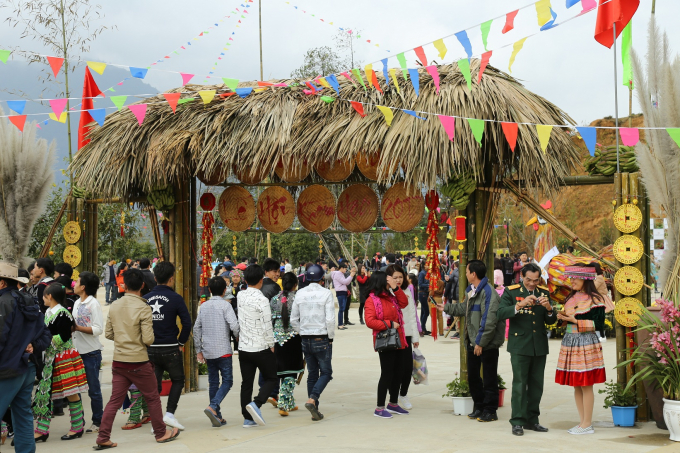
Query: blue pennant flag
129 67 149 79
326 74 340 95
566 0 580 7
87 108 106 127
540 8 558 31
381 58 389 87
408 68 420 96
6 100 26 114
235 87 253 98
576 127 597 156
454 30 473 61
403 110 427 120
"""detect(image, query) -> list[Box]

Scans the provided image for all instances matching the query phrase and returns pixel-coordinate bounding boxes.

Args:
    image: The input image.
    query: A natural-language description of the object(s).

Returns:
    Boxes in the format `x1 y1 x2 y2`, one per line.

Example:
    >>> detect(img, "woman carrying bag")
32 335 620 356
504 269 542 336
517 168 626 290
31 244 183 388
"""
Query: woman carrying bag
364 271 409 419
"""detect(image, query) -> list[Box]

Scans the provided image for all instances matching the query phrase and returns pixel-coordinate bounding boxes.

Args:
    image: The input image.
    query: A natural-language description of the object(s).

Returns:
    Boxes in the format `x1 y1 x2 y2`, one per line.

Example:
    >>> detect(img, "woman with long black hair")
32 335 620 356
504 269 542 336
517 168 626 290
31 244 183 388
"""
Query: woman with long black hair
270 272 304 416
356 264 370 325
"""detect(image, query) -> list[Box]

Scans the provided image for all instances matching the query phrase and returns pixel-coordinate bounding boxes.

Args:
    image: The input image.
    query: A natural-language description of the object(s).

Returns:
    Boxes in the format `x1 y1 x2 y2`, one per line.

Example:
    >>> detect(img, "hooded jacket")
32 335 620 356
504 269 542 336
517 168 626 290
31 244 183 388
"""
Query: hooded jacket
0 286 52 379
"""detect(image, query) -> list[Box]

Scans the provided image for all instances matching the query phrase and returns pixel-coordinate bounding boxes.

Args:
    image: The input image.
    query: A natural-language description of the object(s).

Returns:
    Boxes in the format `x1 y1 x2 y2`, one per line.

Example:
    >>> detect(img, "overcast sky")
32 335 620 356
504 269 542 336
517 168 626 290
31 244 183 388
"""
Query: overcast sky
0 0 674 125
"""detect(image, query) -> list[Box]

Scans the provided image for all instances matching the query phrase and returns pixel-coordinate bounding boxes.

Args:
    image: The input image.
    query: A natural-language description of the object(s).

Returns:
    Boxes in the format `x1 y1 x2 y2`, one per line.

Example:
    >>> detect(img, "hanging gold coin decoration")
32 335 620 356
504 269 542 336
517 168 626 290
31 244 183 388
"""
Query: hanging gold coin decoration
63 245 82 267
71 269 80 282
613 235 644 265
614 297 644 327
613 203 642 234
63 221 81 244
613 266 644 296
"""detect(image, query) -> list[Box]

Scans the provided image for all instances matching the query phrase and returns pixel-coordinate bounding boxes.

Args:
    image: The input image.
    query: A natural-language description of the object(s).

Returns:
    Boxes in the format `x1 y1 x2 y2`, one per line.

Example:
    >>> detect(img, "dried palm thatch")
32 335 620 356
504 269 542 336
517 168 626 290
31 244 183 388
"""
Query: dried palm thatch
632 17 680 297
0 107 55 265
72 60 579 199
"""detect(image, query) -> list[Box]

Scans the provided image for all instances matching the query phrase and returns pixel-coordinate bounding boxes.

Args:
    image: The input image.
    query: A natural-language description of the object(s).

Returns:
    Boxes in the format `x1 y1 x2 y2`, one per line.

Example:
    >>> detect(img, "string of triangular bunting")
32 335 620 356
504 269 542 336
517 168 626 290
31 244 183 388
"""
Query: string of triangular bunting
203 3 252 82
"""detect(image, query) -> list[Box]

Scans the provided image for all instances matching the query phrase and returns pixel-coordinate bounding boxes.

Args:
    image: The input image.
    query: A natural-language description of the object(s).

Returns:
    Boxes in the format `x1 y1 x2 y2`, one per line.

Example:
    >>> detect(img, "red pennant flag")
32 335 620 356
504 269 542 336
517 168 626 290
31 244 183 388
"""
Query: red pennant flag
594 0 639 48
501 122 519 152
351 101 366 118
258 81 274 87
414 46 428 66
477 51 492 84
219 92 237 98
78 67 104 150
502 10 519 34
9 115 27 132
47 56 64 78
369 70 383 93
163 93 181 113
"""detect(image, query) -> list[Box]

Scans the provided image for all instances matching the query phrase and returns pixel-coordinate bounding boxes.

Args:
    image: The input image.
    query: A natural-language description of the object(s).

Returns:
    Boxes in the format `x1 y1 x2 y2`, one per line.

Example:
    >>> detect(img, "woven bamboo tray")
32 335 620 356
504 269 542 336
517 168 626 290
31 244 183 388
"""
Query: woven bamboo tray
337 184 379 232
233 163 270 185
315 159 355 182
257 186 296 233
196 164 229 186
297 185 336 233
357 150 399 181
218 186 256 232
380 182 425 232
274 157 311 183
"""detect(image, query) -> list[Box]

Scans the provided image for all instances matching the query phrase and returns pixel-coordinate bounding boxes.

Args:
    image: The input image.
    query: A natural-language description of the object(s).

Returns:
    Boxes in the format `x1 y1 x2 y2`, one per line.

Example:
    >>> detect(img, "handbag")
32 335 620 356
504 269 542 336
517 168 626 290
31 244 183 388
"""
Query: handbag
375 320 402 352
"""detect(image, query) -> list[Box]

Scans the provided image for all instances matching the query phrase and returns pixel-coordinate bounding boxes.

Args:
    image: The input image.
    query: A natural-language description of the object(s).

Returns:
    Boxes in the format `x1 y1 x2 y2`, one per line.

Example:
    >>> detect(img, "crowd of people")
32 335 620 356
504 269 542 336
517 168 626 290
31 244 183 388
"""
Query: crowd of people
0 247 614 452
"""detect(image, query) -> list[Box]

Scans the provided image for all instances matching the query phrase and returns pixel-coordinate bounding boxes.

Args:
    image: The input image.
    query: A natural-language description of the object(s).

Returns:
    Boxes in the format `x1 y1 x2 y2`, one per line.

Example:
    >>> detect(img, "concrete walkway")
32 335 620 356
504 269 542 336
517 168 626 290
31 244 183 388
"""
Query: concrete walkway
23 290 678 453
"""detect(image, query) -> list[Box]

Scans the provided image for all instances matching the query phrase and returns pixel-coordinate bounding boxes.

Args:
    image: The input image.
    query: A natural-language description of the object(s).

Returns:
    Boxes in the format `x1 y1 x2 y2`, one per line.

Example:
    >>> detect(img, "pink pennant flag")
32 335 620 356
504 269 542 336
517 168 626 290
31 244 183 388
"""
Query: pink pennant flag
438 115 456 141
414 46 428 66
579 0 597 14
180 73 194 85
426 66 440 94
49 98 68 117
341 72 354 83
163 93 181 113
477 51 492 84
620 128 639 146
128 104 147 126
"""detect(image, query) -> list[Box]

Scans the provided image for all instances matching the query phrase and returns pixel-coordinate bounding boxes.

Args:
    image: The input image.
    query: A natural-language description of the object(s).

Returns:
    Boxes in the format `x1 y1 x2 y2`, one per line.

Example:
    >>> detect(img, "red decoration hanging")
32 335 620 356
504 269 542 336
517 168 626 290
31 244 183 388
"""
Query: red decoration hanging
200 193 216 287
425 190 440 341
455 216 467 242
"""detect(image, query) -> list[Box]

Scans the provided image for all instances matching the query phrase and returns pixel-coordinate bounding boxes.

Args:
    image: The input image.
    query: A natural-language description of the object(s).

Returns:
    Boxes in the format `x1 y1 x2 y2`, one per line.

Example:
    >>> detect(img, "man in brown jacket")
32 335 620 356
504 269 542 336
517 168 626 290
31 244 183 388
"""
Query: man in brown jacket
95 269 180 449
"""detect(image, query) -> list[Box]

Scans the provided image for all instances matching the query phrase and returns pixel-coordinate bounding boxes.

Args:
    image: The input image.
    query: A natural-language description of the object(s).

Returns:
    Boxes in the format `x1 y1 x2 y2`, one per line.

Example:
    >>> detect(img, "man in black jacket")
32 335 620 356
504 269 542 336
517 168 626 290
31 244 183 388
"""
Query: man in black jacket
139 258 157 296
144 261 192 431
261 258 281 302
0 262 51 452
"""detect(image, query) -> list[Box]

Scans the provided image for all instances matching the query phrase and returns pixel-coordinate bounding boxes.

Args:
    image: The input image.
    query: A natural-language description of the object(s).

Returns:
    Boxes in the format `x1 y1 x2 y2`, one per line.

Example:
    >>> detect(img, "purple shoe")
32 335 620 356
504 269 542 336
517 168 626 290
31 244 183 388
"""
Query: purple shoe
386 404 409 415
374 409 393 419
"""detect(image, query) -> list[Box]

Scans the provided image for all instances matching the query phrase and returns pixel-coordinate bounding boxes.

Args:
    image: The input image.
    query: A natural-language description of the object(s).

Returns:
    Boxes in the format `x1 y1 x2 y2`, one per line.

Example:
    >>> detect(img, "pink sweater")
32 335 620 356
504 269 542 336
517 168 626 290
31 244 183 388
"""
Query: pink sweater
331 270 353 292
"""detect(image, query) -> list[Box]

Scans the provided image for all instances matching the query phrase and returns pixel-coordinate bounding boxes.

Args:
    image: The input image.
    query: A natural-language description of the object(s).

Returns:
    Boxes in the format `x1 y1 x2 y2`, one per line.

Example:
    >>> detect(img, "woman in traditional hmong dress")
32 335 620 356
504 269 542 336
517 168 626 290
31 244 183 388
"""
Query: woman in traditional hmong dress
33 283 89 442
270 273 304 416
555 265 606 435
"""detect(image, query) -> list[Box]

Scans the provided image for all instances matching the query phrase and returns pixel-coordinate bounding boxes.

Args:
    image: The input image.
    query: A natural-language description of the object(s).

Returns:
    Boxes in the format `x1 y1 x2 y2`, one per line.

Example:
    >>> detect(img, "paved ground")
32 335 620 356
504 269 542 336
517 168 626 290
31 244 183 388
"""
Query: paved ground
20 289 678 453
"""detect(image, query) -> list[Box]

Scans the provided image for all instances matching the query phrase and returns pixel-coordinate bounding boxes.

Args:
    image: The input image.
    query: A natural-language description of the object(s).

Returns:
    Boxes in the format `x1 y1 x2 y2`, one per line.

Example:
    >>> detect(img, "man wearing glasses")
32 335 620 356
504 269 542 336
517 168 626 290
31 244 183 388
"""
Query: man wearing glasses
498 263 557 437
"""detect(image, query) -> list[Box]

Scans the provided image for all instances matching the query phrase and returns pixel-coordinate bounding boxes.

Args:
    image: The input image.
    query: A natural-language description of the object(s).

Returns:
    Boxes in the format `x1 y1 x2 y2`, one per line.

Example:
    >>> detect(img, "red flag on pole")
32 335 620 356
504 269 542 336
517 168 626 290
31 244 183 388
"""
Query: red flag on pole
78 67 104 150
594 0 639 48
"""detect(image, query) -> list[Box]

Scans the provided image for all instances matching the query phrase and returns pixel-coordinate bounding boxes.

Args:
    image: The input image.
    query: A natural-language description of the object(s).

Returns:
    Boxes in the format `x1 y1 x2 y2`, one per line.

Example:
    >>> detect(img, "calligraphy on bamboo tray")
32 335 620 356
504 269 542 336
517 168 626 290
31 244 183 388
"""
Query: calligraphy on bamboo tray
257 186 295 233
337 184 379 232
218 186 255 232
297 185 336 233
380 182 425 232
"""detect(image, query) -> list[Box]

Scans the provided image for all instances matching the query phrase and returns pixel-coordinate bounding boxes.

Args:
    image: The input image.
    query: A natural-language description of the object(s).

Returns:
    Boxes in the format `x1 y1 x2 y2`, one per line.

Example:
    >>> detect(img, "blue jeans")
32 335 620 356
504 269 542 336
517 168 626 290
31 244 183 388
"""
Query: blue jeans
0 363 36 453
336 293 348 327
80 350 104 425
206 356 233 419
105 282 116 304
301 337 333 404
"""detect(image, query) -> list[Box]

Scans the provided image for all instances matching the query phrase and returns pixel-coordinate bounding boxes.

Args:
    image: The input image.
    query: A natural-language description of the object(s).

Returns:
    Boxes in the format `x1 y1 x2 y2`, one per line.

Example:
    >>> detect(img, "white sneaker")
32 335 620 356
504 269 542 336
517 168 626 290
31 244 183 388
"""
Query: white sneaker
398 395 413 410
599 337 607 343
568 425 594 435
163 413 185 431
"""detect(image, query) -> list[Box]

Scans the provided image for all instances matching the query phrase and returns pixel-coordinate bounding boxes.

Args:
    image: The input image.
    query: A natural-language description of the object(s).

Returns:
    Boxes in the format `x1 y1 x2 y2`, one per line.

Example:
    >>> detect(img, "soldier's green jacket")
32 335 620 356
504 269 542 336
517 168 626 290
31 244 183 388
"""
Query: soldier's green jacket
497 283 558 357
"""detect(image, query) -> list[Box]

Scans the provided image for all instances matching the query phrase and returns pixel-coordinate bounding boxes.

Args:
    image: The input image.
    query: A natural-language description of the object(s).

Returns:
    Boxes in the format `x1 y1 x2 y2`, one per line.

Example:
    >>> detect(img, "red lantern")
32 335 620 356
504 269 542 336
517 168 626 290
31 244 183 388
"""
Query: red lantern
199 192 216 287
455 216 467 242
200 193 216 211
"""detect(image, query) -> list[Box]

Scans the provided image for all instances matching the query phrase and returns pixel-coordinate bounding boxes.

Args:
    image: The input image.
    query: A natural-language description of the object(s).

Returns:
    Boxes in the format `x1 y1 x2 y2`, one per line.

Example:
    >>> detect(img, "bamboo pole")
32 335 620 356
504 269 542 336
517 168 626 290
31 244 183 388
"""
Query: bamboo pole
614 173 626 386
148 207 165 261
39 193 70 258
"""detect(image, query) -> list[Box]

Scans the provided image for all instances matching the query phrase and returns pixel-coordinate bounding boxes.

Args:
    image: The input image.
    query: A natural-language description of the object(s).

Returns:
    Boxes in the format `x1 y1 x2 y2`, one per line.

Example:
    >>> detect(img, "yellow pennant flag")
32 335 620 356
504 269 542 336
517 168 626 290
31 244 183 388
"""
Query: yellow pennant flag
254 88 268 92
318 77 331 88
86 61 107 75
198 90 216 104
376 106 394 127
49 112 67 123
535 0 552 26
388 68 400 93
433 38 447 60
536 125 553 153
446 232 452 240
508 38 527 73
364 64 374 89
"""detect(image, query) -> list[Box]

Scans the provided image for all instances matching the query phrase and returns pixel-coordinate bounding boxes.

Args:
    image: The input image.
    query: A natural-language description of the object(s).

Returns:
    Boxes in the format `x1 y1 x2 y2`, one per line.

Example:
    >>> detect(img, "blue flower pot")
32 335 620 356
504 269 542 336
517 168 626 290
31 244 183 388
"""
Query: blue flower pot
611 405 637 427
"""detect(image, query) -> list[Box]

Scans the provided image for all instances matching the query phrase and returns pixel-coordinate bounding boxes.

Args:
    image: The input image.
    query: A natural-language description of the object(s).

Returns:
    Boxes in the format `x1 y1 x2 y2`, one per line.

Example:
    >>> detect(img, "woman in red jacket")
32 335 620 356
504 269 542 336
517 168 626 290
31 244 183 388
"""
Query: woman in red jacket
356 264 370 325
364 271 409 419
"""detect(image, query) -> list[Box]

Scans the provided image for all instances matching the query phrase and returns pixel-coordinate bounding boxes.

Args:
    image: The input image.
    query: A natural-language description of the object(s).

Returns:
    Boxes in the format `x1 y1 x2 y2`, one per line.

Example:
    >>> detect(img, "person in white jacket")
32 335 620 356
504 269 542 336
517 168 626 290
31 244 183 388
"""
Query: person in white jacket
386 264 419 410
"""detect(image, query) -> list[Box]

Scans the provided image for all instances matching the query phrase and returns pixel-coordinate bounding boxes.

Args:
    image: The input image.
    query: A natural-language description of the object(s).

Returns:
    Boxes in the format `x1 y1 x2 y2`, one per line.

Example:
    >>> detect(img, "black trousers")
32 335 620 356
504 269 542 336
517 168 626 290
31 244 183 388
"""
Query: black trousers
147 346 185 414
239 349 277 421
377 349 403 407
467 344 499 413
399 337 413 397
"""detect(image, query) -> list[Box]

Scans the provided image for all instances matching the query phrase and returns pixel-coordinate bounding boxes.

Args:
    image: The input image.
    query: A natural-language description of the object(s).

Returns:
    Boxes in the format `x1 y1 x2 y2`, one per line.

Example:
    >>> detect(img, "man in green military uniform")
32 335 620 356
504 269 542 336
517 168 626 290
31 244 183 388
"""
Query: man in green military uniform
498 263 557 437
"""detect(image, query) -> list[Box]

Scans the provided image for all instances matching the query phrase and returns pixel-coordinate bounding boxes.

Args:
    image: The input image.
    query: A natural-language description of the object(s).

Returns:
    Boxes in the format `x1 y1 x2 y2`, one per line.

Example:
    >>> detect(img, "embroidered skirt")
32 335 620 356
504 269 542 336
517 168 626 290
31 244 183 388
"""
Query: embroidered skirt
555 328 606 387
51 347 89 399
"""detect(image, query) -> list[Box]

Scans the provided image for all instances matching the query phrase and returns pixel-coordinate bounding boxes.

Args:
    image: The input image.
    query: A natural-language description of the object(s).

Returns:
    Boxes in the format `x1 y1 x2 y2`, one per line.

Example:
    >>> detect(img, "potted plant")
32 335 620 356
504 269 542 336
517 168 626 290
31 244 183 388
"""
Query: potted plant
198 363 209 390
621 299 680 441
160 371 172 396
598 380 639 427
443 373 474 415
497 374 507 408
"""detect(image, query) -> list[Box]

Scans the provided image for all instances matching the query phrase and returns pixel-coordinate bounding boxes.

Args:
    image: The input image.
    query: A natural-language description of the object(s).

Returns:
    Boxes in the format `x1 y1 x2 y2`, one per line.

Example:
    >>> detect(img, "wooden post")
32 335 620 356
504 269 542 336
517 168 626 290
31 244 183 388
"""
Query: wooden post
614 173 627 386
458 189 476 382
75 197 86 273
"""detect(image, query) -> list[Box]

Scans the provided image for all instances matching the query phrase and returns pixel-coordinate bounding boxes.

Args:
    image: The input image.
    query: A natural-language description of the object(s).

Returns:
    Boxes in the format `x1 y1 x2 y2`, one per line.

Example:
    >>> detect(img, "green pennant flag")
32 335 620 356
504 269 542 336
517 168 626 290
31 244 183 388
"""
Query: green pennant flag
320 96 335 103
622 21 633 89
0 49 10 64
222 77 239 91
458 58 472 90
107 87 115 92
481 20 493 51
110 95 128 110
467 118 485 146
396 53 408 80
351 68 367 90
667 128 680 147
178 98 196 105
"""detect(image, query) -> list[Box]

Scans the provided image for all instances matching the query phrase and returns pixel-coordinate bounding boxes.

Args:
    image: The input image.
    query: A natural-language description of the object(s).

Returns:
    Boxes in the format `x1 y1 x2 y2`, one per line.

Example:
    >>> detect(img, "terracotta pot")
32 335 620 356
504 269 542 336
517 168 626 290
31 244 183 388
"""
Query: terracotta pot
498 389 506 408
637 305 668 430
160 379 172 396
